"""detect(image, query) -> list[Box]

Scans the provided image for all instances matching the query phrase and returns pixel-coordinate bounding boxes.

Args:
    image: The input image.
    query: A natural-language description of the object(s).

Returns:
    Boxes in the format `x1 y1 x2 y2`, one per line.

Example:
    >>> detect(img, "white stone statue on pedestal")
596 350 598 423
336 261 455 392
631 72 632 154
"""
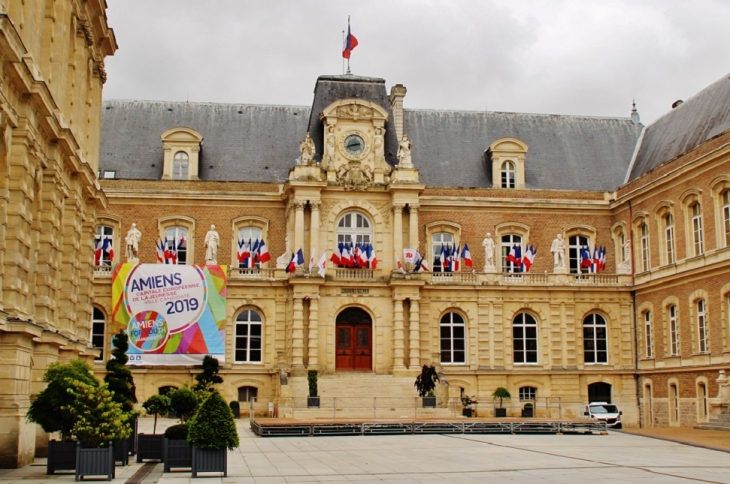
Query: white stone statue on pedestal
397 135 413 168
204 224 220 264
482 232 496 272
551 234 567 273
322 125 335 168
299 132 315 166
276 234 293 269
617 239 632 274
125 223 142 262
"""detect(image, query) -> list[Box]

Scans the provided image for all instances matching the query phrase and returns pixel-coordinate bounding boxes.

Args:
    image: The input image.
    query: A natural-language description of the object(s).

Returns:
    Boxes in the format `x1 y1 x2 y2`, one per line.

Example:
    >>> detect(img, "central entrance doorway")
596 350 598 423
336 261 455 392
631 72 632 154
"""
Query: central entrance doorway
335 307 372 371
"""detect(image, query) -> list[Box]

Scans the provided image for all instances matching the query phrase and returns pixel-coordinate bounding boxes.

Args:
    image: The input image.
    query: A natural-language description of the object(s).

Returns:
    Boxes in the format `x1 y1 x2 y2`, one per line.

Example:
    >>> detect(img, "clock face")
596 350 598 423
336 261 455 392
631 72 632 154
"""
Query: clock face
344 134 365 156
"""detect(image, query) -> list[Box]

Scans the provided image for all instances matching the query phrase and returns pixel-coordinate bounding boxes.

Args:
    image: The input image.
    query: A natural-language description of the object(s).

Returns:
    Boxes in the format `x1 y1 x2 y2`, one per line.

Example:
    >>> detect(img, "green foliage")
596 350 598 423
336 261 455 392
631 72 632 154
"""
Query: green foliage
104 331 138 413
26 360 98 440
461 395 477 408
194 355 223 391
492 387 511 408
187 390 239 450
307 369 318 397
164 423 189 440
142 394 171 434
169 385 198 423
63 380 131 448
414 365 440 397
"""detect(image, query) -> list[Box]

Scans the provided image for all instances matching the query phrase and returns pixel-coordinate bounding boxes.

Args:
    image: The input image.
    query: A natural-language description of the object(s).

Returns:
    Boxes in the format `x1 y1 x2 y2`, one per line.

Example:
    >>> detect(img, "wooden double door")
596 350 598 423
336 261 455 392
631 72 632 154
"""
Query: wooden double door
335 307 372 371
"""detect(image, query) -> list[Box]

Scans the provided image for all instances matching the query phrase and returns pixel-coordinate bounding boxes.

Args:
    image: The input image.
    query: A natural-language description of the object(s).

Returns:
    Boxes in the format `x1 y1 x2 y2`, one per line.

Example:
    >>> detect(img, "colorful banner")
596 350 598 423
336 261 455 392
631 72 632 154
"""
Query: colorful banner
112 263 227 365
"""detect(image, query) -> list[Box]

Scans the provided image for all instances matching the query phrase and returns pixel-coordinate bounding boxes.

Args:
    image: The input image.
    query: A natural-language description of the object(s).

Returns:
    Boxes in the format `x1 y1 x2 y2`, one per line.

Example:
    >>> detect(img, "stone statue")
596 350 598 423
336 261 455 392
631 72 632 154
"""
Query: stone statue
482 232 495 270
374 127 385 160
125 223 142 261
550 234 566 268
204 224 220 263
323 125 335 168
617 239 632 274
397 135 413 168
276 234 293 269
299 132 315 166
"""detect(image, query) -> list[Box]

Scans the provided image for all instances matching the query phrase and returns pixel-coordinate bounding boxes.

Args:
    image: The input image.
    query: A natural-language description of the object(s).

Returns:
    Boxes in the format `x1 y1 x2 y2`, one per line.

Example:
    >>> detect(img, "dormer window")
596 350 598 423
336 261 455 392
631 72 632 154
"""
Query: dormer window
161 127 203 180
488 138 528 189
173 151 189 180
501 161 516 188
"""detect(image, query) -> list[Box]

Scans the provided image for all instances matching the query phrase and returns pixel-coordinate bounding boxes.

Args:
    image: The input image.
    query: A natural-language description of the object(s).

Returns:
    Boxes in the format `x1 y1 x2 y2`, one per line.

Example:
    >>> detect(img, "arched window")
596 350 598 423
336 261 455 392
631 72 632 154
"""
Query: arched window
618 230 628 263
95 225 114 266
519 386 537 401
644 310 653 358
640 222 650 272
336 212 372 268
723 190 730 247
664 214 675 264
668 304 679 356
643 384 653 427
697 382 708 421
697 299 708 353
501 161 516 188
91 307 106 360
238 226 263 268
173 151 189 180
513 313 538 364
669 383 679 423
568 235 590 274
238 386 259 402
164 226 188 264
432 232 454 272
235 309 263 363
583 314 608 364
500 234 522 273
440 312 465 364
691 202 704 256
158 386 177 396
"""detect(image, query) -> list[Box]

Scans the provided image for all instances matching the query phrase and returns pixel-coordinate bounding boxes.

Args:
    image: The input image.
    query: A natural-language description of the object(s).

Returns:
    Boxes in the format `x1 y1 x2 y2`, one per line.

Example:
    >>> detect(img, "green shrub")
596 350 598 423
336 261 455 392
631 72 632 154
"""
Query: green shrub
63 380 132 448
104 331 137 413
194 355 223 391
164 423 189 440
414 365 439 397
169 385 198 423
142 394 171 434
307 369 318 397
492 387 511 409
187 390 239 450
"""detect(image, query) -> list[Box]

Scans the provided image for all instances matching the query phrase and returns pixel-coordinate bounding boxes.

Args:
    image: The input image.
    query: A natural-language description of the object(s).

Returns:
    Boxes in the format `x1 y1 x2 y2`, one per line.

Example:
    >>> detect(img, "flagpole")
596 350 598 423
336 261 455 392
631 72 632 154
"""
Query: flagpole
342 29 345 75
346 16 351 75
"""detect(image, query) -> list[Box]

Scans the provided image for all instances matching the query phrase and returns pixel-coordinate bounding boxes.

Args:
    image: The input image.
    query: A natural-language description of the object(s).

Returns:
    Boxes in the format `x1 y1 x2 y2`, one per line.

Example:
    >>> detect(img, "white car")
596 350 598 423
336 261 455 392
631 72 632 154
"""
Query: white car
582 402 622 429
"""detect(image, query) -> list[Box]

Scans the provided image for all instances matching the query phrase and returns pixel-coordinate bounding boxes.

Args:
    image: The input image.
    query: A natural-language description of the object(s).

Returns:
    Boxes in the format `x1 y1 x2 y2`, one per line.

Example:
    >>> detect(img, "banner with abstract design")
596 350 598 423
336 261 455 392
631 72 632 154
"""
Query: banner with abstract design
112 263 227 365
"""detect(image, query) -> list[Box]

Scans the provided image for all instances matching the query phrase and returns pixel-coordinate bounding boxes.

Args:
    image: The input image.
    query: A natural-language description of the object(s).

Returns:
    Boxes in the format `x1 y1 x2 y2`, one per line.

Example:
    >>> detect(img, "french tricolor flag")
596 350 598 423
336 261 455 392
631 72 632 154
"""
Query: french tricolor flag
94 238 104 265
580 246 593 269
506 244 522 266
342 21 358 59
461 243 473 268
155 238 166 264
258 239 271 263
522 245 536 272
330 242 342 266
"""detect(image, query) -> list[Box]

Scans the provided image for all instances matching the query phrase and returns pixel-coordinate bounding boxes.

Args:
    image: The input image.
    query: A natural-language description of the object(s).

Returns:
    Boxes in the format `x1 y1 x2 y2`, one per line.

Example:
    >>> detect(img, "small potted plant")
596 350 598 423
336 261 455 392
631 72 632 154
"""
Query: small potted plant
492 387 511 417
307 369 320 408
104 330 138 459
188 390 239 477
414 365 439 408
461 395 477 418
163 386 198 472
137 394 170 462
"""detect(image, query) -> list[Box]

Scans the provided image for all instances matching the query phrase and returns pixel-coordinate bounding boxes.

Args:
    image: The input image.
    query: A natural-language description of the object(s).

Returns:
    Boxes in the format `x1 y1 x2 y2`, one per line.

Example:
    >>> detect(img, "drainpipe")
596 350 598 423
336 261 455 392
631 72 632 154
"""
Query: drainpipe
628 199 642 426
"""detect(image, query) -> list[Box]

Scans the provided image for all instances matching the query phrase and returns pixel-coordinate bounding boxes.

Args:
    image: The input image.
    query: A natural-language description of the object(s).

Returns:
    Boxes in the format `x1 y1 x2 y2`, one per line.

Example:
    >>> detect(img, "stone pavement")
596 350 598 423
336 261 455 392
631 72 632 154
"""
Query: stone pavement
1 418 729 483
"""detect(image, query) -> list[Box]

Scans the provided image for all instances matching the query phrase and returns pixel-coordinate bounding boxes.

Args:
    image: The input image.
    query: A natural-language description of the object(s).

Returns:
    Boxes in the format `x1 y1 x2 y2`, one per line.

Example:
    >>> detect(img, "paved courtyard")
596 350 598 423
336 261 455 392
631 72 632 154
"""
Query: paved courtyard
1 418 729 483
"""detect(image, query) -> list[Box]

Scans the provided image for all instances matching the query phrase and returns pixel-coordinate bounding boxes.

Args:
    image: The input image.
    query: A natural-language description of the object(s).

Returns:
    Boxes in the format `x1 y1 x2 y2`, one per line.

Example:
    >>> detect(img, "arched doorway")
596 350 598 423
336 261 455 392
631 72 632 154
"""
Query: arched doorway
588 382 612 403
336 307 372 371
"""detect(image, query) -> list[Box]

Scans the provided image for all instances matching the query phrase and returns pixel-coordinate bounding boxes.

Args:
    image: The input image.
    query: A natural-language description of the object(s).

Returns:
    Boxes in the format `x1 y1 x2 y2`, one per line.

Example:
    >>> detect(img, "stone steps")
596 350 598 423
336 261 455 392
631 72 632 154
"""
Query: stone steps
694 411 730 431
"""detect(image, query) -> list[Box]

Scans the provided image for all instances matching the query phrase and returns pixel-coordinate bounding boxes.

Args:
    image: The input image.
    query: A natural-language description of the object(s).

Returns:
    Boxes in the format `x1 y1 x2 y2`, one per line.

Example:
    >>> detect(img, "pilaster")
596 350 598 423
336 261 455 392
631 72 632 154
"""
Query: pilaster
293 200 305 255
392 297 405 371
307 296 319 369
408 298 420 369
291 297 305 371
392 203 404 258
408 205 419 252
309 201 320 263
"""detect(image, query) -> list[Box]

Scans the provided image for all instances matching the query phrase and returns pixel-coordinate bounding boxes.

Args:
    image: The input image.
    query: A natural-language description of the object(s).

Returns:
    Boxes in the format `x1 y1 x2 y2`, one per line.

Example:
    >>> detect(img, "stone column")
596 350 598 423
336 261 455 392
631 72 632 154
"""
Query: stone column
58 183 83 337
307 296 319 369
408 298 421 369
392 203 404 261
309 201 320 264
291 297 305 370
388 84 407 141
393 297 405 370
408 205 419 253
293 200 306 256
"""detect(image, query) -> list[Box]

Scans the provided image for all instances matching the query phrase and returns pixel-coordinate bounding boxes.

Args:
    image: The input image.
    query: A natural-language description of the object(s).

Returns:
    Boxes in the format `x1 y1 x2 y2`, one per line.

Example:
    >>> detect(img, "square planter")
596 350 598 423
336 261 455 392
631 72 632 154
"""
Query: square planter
495 408 507 418
113 438 129 466
47 440 77 474
126 418 138 456
136 434 164 462
192 447 227 478
163 438 192 472
75 443 115 481
422 396 436 408
307 396 320 408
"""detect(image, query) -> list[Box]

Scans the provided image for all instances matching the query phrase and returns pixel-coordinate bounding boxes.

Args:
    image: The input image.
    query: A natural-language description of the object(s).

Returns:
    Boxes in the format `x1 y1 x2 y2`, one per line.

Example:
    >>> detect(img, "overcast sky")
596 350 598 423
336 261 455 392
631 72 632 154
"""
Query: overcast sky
103 0 730 126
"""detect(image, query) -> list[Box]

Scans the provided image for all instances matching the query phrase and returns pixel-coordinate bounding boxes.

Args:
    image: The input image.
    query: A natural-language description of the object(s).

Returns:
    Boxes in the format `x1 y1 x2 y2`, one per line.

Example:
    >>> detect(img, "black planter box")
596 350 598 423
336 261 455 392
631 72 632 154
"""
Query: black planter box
47 440 77 474
126 418 138 456
75 443 115 481
192 447 227 478
307 396 320 408
462 408 473 417
136 434 164 462
112 438 128 465
422 396 436 408
164 438 192 472
495 408 507 417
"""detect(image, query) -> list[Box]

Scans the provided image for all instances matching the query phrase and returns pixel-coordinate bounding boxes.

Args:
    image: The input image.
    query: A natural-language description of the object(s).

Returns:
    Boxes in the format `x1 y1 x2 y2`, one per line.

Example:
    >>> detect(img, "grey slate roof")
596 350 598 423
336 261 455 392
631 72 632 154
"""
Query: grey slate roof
628 73 730 181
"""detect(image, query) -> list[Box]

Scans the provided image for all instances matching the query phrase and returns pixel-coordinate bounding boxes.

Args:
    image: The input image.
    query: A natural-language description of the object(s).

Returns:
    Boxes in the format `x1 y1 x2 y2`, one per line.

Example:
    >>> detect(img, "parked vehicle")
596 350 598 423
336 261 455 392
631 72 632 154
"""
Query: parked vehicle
582 402 622 429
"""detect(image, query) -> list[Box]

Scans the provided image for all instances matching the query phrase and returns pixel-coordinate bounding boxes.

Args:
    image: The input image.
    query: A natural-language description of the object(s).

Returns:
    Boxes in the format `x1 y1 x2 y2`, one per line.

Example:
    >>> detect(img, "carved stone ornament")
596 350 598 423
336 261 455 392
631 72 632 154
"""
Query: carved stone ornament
336 103 374 121
336 160 373 190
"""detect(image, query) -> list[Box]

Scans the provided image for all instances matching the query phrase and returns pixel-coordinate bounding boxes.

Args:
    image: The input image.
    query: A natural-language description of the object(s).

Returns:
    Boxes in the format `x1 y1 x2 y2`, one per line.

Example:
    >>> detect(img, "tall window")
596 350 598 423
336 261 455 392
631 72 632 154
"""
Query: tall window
238 386 258 403
670 383 679 423
644 311 653 358
500 234 522 273
513 313 538 364
697 299 708 353
91 307 106 361
238 226 263 268
235 309 263 363
640 222 650 272
664 214 675 264
583 314 608 364
164 226 188 264
432 232 454 272
501 161 516 188
691 202 703 256
440 312 466 364
618 231 627 263
173 151 189 180
698 382 708 420
95 225 114 266
519 386 537 401
644 384 653 427
568 235 590 274
723 190 730 247
669 305 679 356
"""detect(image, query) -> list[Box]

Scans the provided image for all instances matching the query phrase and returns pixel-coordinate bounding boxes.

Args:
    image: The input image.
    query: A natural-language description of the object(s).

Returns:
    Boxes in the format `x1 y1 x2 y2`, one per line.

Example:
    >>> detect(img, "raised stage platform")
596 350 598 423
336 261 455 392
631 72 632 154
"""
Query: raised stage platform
250 417 607 437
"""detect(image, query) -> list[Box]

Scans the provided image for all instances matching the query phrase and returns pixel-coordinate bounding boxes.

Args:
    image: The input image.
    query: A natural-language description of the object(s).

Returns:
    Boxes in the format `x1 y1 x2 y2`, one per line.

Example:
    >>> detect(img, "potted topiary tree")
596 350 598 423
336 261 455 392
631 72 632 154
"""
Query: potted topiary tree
307 369 320 408
26 360 98 475
461 395 477 418
492 387 511 417
414 365 439 408
137 394 170 463
188 389 239 477
104 330 138 460
194 355 223 391
163 385 199 471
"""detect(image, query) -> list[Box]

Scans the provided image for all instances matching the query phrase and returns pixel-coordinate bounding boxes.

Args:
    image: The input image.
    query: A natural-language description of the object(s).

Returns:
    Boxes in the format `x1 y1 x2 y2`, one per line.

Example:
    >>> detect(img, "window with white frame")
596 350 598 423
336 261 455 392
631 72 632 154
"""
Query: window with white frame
238 226 263 268
173 151 189 180
95 225 114 266
91 307 106 361
500 234 522 273
440 312 466 364
691 202 704 256
519 386 537 401
697 299 708 353
237 386 258 402
164 226 188 264
432 232 454 272
669 304 679 356
723 190 730 247
337 212 372 248
644 310 653 358
501 161 516 188
513 312 538 364
664 214 675 264
583 313 608 364
568 235 590 274
235 309 262 363
640 222 650 272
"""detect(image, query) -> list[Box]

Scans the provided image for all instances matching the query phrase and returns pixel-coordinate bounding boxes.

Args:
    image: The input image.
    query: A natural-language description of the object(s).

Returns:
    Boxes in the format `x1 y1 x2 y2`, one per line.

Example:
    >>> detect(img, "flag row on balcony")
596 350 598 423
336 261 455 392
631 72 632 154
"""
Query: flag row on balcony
236 238 271 267
156 236 186 264
505 244 538 272
330 242 378 269
286 248 305 273
94 237 114 265
437 244 473 272
581 245 606 273
401 249 430 273
308 248 328 278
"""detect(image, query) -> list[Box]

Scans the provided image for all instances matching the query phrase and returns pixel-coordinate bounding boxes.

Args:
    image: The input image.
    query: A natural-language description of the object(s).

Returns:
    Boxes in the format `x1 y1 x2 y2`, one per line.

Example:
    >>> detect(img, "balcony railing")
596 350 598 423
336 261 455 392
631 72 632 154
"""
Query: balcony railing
229 267 277 280
93 265 114 278
335 268 375 280
501 273 550 285
431 272 479 284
